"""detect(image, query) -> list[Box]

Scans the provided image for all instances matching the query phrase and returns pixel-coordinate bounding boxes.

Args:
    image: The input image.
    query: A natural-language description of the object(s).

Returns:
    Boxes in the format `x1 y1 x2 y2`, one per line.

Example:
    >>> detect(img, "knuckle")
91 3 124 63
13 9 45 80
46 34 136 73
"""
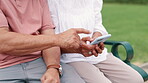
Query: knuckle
48 77 53 80
83 54 87 57
55 80 59 83
40 78 44 82
73 36 77 39
72 31 76 35
71 28 76 32
50 79 54 82
99 50 102 53
40 77 44 80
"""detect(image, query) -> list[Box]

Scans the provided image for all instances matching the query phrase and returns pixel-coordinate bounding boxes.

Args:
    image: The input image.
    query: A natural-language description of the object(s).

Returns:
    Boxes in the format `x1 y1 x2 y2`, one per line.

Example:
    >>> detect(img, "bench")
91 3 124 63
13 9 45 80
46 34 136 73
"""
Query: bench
105 40 148 81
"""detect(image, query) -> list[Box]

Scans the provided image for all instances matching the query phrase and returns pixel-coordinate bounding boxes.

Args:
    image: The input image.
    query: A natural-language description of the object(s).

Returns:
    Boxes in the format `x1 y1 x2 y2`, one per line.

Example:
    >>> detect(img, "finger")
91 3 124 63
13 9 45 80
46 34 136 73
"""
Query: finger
82 52 92 57
100 42 104 50
73 28 91 34
92 36 98 40
95 45 102 54
41 76 45 83
44 79 52 83
92 32 102 39
81 37 92 43
98 42 104 50
81 43 94 50
59 81 61 83
92 50 98 57
81 49 93 57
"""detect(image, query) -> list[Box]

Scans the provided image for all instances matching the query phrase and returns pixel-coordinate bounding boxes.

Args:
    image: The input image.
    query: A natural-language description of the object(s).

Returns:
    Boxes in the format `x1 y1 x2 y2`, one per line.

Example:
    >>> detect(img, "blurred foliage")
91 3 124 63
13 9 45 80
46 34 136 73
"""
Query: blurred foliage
104 0 148 4
102 3 148 63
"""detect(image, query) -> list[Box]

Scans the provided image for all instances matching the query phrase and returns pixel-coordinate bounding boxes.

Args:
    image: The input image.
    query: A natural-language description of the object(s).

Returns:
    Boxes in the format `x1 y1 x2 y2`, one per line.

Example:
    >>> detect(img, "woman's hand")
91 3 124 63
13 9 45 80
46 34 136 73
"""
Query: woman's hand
41 68 60 83
79 32 105 57
91 32 105 56
80 37 96 57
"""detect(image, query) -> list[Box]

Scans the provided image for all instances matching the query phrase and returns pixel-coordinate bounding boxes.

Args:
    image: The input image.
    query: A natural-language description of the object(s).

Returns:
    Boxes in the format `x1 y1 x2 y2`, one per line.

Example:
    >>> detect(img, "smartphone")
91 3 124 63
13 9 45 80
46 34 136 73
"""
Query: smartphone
90 34 111 45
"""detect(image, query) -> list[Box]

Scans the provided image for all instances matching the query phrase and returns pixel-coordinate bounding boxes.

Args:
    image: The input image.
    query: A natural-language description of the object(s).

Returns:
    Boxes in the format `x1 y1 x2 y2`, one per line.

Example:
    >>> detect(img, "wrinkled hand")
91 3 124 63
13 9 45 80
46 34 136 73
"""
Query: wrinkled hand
80 37 96 57
57 28 91 53
41 68 60 83
79 32 105 57
91 32 105 56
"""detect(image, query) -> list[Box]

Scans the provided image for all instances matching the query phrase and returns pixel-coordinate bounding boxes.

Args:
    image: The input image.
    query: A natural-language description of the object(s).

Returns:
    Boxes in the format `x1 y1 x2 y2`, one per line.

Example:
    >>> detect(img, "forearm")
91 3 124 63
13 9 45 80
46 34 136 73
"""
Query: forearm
0 27 58 55
42 47 60 66
41 29 60 66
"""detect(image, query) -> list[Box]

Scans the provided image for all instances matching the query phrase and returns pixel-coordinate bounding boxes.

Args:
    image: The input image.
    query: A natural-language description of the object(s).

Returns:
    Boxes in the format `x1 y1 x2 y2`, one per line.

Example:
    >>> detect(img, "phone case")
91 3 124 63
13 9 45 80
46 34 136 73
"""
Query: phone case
90 34 111 45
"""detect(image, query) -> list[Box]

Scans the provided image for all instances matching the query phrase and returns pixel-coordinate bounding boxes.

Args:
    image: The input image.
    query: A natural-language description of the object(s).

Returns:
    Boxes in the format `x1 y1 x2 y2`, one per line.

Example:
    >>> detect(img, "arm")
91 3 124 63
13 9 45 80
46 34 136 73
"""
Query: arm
0 27 57 56
90 0 108 55
0 1 92 57
93 0 108 35
41 29 60 83
0 27 91 56
0 1 58 56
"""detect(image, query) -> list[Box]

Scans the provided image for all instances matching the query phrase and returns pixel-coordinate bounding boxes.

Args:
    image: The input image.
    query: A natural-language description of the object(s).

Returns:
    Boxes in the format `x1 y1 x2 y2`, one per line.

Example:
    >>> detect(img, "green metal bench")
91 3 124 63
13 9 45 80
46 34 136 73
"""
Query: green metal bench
104 40 148 82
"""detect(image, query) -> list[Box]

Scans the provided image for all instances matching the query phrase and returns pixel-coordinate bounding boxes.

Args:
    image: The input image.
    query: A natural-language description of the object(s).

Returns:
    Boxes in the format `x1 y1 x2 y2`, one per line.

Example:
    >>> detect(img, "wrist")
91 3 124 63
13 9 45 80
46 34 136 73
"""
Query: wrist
46 34 58 47
52 34 60 47
47 64 62 77
47 64 60 69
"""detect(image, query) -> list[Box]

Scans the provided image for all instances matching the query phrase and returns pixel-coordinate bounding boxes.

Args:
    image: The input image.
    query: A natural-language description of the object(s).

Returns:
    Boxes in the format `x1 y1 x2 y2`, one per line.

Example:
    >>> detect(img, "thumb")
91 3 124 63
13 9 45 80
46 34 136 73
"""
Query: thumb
41 76 45 83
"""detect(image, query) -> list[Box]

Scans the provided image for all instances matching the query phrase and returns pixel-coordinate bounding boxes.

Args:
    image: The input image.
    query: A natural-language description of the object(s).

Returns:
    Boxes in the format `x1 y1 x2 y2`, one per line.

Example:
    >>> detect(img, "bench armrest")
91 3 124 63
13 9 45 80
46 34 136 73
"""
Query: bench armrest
104 40 148 81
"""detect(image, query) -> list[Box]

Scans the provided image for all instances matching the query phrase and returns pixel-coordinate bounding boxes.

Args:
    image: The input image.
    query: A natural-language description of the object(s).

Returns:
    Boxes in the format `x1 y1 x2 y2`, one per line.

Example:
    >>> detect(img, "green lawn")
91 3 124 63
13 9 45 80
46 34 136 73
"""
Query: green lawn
102 3 148 63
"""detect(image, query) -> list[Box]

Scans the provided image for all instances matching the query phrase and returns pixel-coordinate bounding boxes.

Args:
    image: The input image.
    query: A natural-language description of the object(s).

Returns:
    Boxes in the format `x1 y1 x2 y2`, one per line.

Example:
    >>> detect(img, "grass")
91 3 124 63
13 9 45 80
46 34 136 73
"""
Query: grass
102 3 148 64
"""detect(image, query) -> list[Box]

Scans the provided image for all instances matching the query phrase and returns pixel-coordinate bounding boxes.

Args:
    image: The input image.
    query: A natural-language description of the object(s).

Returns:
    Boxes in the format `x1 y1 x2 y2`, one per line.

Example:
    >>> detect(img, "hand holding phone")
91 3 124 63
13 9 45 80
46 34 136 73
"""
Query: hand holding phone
90 34 111 45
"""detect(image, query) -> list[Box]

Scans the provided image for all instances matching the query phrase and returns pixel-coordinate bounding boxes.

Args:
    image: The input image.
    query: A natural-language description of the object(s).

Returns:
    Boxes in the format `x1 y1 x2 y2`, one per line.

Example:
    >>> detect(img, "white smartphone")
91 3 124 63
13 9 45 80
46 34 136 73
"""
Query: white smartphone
90 34 111 45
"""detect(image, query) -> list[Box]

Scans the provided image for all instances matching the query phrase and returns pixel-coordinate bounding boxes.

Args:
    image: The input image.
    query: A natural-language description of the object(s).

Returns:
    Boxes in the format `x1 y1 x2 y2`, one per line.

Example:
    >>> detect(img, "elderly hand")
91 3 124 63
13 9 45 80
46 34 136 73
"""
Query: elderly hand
78 32 105 57
57 28 91 53
91 32 105 57
41 68 60 83
80 37 96 57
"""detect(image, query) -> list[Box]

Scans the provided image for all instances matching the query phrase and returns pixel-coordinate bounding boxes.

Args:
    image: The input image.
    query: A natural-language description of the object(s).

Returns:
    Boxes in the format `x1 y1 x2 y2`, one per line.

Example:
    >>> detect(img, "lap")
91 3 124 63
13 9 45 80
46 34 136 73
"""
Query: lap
60 63 85 83
0 58 85 83
95 53 144 83
95 53 139 75
68 53 143 83
0 58 46 83
69 61 111 83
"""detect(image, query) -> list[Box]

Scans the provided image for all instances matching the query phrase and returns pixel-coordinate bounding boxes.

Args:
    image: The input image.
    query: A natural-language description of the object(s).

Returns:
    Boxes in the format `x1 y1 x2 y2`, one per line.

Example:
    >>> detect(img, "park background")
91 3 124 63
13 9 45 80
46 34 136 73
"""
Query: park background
102 0 148 65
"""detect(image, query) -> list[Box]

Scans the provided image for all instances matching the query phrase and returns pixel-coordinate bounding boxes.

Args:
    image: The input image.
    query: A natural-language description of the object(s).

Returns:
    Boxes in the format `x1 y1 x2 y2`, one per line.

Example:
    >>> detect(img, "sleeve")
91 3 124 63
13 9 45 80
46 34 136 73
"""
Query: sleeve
0 9 9 28
93 0 108 35
41 0 55 31
47 0 59 34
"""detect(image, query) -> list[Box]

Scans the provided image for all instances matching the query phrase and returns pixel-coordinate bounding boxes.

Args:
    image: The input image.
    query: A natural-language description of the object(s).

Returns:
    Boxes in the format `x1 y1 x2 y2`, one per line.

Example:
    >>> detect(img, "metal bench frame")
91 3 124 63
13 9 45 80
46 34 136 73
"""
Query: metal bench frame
105 40 148 81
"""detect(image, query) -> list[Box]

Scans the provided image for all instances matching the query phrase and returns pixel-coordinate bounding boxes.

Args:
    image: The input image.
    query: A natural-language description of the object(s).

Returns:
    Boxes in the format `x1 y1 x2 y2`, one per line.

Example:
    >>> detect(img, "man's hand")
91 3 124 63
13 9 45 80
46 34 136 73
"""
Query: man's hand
57 28 91 53
41 68 60 83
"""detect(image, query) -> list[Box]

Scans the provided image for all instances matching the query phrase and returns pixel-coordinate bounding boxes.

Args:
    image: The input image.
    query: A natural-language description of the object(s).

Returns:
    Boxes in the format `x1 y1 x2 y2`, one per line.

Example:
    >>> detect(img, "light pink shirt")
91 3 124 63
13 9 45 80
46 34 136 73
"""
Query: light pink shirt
0 0 55 68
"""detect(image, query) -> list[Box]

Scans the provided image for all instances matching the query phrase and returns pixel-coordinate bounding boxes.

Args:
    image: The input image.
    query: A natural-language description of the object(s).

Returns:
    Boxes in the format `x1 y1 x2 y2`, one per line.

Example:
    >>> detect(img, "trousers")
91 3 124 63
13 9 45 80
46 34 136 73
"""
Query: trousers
69 53 144 83
0 57 85 83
